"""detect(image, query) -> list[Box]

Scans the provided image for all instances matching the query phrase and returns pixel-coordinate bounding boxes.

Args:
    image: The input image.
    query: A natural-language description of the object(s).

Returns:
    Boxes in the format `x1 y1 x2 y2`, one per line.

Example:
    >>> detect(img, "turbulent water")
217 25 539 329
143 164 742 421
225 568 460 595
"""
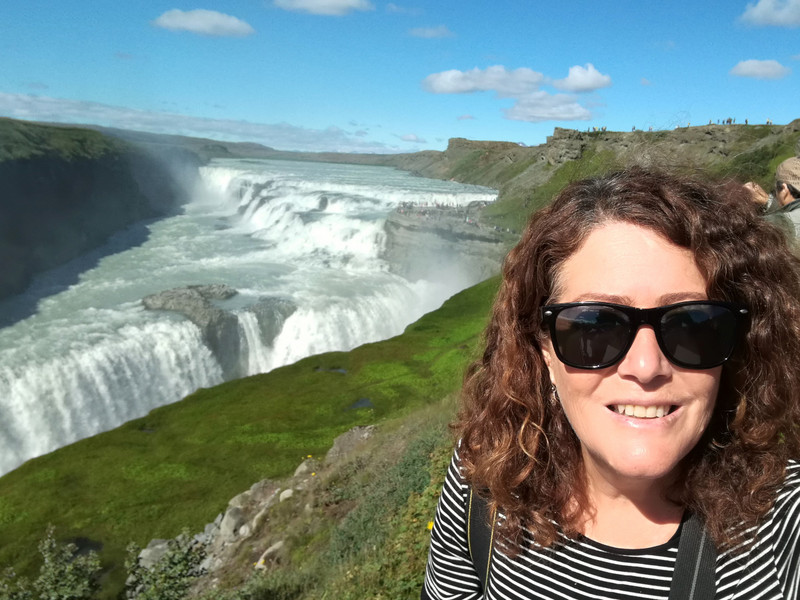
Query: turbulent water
0 159 497 476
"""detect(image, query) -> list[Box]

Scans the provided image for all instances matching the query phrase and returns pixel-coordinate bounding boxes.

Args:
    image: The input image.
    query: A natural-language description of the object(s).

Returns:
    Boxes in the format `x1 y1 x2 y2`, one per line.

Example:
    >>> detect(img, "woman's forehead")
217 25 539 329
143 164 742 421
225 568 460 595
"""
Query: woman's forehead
551 222 705 305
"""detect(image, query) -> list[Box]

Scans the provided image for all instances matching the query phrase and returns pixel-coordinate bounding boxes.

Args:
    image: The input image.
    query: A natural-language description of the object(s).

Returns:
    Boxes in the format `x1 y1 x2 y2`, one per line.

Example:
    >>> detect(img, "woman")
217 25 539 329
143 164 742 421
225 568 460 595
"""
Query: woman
422 168 800 599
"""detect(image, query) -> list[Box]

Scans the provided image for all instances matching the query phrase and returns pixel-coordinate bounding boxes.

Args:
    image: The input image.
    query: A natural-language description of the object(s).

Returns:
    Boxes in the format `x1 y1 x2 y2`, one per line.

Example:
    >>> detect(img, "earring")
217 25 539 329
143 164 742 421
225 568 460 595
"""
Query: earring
550 384 560 405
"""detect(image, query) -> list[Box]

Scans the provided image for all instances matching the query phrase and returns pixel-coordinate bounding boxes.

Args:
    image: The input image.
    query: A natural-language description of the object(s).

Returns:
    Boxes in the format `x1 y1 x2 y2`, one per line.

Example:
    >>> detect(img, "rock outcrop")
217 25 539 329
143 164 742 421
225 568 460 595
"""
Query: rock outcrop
143 285 240 378
382 203 510 284
324 425 376 467
142 285 297 379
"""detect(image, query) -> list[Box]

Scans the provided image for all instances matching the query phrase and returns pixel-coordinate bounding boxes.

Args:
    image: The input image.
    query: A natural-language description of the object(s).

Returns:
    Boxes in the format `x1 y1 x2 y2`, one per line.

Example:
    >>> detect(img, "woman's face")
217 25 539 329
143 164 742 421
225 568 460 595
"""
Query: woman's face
541 221 721 490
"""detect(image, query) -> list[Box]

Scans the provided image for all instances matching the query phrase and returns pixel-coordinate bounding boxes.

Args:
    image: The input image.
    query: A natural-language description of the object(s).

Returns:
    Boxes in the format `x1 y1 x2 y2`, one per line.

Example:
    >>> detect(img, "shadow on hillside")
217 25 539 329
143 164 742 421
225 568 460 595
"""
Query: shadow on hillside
0 220 154 329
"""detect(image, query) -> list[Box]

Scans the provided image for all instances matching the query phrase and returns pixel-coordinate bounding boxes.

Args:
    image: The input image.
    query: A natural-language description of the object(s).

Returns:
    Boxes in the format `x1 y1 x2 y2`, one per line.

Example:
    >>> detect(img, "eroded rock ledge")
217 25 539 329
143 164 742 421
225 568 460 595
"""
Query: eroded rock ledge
142 284 296 378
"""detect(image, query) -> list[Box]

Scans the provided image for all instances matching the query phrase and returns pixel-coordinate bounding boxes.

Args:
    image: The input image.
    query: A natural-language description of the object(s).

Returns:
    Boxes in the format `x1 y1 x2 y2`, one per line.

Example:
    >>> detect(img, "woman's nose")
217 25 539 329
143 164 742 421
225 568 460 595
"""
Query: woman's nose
616 326 671 383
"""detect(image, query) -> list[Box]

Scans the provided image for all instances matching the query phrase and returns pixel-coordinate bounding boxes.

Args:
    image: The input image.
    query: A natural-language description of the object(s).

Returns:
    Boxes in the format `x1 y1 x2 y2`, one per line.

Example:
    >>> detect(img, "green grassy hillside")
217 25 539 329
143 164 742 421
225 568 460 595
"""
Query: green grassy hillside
0 118 127 162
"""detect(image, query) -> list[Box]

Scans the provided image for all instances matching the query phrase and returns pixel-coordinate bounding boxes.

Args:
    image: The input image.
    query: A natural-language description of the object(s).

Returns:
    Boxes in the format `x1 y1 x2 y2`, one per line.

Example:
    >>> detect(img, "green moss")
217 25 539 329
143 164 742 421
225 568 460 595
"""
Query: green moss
0 118 126 162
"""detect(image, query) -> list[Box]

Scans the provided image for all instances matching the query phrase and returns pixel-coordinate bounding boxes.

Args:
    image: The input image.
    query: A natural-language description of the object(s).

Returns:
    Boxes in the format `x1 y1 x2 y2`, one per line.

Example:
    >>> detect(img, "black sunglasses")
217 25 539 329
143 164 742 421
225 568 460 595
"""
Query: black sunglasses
540 301 748 370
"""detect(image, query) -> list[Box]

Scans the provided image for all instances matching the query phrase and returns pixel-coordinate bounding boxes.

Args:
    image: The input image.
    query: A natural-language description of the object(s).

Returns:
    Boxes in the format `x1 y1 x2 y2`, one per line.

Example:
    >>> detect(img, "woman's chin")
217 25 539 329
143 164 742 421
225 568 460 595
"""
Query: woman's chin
585 447 682 488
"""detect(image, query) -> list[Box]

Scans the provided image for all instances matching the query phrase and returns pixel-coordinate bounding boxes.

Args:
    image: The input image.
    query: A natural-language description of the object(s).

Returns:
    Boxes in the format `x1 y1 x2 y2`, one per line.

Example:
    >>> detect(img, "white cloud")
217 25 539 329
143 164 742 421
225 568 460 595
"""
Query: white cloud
740 0 800 26
504 92 592 123
0 93 396 153
457 114 475 120
552 64 612 92
274 0 374 16
399 133 426 143
422 63 608 123
386 3 423 15
152 9 255 37
409 25 454 38
422 66 544 96
730 59 791 79
641 78 652 86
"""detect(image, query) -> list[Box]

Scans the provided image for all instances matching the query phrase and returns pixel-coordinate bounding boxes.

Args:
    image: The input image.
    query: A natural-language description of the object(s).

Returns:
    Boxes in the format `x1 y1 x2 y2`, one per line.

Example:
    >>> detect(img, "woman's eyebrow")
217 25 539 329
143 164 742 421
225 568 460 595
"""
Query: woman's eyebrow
658 292 708 304
569 293 631 304
564 291 707 305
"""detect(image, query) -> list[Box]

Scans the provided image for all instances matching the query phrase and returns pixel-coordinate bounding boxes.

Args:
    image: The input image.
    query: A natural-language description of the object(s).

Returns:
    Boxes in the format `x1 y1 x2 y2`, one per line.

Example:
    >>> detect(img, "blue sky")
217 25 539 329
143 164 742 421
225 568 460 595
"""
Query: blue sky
0 0 798 153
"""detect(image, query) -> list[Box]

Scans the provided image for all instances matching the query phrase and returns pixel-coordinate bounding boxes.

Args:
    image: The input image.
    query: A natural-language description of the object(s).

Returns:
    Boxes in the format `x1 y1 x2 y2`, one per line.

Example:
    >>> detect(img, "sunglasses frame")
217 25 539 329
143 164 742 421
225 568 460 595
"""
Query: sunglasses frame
540 300 748 370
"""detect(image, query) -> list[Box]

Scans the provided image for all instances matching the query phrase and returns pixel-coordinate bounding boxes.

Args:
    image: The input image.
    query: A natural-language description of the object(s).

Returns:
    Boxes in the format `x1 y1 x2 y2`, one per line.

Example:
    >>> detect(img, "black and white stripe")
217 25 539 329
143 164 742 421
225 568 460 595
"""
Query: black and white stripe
423 453 800 599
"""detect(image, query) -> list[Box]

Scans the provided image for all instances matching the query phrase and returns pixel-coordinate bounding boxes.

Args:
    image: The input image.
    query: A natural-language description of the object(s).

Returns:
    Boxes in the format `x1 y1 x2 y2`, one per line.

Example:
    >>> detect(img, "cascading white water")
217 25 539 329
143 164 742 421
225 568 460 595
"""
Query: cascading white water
0 318 222 473
0 158 497 477
238 311 272 374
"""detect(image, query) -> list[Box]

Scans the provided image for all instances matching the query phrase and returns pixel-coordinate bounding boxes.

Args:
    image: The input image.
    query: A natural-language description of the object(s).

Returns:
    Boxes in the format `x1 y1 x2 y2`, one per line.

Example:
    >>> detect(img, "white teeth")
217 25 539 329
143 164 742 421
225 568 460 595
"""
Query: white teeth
612 404 671 419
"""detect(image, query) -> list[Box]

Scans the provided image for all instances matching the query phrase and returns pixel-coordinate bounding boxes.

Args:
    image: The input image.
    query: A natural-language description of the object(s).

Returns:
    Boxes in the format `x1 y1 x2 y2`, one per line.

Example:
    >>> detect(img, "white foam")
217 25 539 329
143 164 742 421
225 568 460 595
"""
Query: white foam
0 320 222 475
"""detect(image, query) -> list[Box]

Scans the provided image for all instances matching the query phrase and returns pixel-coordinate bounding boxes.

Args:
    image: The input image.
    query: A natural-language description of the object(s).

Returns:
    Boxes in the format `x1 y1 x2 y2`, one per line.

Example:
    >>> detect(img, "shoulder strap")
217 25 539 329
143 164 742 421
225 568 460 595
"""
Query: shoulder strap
668 512 717 600
467 487 497 593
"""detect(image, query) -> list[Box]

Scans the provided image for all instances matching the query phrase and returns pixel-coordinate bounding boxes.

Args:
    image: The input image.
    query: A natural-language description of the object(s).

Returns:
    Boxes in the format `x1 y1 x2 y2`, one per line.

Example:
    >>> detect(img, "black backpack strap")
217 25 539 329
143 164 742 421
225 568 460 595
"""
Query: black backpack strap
467 487 497 593
669 512 717 600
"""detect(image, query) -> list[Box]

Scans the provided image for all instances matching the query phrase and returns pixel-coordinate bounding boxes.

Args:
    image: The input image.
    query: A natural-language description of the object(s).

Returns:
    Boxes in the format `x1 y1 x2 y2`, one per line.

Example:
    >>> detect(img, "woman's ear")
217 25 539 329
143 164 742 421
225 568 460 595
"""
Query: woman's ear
540 341 557 386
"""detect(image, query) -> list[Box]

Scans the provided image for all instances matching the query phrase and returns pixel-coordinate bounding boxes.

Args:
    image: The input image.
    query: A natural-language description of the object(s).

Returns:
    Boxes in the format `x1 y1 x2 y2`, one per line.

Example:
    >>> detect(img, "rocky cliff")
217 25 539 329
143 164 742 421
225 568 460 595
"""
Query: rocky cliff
381 202 511 284
0 119 201 300
383 120 800 180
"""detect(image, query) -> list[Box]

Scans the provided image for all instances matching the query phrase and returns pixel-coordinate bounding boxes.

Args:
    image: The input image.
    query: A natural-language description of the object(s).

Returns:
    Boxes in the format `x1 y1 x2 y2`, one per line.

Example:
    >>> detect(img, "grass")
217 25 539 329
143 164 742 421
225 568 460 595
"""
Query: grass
483 148 621 231
713 132 800 188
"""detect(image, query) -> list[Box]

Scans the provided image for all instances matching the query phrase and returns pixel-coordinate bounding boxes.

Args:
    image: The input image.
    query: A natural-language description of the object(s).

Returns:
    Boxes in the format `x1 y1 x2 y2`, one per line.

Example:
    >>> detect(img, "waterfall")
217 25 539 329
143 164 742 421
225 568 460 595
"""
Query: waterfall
0 158 498 476
0 319 222 475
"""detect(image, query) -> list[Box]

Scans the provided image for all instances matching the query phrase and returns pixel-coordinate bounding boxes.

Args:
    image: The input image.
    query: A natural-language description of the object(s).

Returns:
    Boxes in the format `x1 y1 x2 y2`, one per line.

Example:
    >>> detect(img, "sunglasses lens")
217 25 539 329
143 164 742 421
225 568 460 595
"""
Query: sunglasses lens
660 304 738 368
554 305 631 368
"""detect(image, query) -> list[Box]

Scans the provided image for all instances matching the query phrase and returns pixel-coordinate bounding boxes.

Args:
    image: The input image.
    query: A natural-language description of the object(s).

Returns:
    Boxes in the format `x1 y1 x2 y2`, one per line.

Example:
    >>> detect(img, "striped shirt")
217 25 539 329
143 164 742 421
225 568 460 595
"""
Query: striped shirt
423 452 800 599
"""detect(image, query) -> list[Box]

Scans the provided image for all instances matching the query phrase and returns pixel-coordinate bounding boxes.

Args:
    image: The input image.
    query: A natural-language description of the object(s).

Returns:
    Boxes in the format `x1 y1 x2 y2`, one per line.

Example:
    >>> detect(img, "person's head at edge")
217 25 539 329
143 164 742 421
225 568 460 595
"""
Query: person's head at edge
456 167 800 553
775 156 800 207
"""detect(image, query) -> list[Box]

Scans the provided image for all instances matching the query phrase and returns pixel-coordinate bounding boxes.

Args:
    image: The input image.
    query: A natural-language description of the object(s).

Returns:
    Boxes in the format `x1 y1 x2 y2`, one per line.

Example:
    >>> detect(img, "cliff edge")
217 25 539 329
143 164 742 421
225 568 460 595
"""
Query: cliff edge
0 118 201 300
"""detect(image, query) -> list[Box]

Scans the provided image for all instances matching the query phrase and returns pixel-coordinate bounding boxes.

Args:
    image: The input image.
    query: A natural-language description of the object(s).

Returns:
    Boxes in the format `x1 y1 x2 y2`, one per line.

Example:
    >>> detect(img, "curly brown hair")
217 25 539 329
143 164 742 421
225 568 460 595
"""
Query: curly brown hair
457 167 800 552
